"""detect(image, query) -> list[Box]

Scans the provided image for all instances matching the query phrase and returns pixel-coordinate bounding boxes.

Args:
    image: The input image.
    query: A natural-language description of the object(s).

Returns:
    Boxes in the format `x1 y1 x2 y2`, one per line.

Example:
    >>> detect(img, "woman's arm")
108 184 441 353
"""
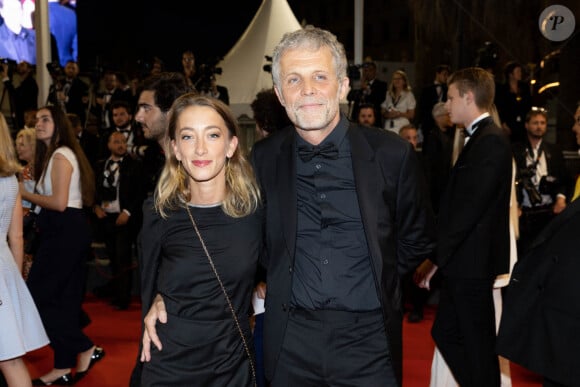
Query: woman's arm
8 192 24 273
21 153 73 212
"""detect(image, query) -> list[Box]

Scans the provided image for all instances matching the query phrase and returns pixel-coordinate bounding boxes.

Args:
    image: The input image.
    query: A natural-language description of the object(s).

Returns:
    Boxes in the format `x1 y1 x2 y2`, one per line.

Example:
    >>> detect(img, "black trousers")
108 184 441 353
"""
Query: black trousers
271 309 397 387
432 277 499 387
27 208 94 369
99 212 135 307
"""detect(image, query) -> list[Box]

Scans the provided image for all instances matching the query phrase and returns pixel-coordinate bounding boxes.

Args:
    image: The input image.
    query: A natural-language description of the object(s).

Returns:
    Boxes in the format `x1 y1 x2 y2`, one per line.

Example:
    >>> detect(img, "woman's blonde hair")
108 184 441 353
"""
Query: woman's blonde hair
155 94 261 218
0 113 23 177
388 70 412 97
16 127 36 162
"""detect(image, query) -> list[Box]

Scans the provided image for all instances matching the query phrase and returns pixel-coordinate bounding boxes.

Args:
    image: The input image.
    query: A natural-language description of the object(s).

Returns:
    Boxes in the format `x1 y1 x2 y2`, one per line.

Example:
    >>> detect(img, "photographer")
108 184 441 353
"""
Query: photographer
47 60 89 125
2 60 37 129
180 50 229 105
348 60 387 127
513 107 572 255
197 65 229 105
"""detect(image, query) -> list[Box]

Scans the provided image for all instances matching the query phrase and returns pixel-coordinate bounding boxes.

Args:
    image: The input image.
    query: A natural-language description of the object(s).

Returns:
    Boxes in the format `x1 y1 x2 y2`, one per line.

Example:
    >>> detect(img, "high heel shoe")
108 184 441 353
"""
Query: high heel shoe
74 346 105 382
32 373 74 385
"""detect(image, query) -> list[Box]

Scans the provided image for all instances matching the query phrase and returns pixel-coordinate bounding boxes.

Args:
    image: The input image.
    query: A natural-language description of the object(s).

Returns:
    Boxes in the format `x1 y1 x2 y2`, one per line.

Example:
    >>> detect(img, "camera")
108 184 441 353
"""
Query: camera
516 165 558 206
196 59 223 93
263 55 272 73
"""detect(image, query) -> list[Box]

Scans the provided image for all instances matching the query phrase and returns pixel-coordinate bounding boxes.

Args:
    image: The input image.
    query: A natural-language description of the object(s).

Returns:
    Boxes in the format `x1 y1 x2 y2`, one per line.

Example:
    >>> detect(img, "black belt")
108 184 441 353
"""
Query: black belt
289 308 382 323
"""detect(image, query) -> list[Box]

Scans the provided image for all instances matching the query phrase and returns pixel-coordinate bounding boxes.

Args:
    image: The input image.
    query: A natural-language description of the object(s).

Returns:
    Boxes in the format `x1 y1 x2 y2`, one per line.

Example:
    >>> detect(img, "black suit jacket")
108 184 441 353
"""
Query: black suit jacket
512 140 572 204
78 129 99 170
350 78 388 127
435 116 512 279
95 155 144 228
497 198 580 386
65 78 89 125
251 120 436 384
418 83 447 136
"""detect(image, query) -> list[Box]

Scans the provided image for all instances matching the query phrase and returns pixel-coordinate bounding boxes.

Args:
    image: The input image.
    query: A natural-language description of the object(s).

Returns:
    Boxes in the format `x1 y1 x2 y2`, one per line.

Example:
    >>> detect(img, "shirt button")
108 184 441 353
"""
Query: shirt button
315 164 321 170
320 193 326 199
322 258 329 265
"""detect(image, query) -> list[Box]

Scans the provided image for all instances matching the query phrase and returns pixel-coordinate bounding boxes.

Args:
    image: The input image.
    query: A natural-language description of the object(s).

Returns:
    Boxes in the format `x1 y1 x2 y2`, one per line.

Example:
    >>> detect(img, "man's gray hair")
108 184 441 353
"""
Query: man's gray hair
432 102 447 118
271 25 347 89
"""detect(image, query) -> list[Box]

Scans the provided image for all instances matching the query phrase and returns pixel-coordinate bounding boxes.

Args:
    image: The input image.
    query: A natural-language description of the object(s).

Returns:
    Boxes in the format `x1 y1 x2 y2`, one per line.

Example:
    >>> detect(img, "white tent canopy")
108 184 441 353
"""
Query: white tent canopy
217 0 301 110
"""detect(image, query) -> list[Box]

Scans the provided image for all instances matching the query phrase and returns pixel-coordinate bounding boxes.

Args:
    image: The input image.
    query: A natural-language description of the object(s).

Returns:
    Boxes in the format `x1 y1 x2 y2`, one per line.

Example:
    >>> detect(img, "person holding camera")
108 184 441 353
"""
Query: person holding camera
180 50 229 105
349 61 387 127
1 60 38 130
512 107 571 256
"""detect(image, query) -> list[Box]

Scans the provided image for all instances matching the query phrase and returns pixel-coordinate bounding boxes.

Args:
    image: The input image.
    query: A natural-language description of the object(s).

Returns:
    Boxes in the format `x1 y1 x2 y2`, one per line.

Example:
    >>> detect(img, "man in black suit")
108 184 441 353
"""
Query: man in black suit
93 131 144 310
417 64 450 140
1 60 38 130
92 70 134 135
497 197 580 387
350 60 388 127
424 67 512 387
251 26 435 386
512 108 571 256
48 60 89 126
68 112 99 170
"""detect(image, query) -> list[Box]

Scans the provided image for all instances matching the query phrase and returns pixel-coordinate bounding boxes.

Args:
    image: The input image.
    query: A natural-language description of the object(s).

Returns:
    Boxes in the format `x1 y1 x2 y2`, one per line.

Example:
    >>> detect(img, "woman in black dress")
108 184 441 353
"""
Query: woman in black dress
139 94 262 386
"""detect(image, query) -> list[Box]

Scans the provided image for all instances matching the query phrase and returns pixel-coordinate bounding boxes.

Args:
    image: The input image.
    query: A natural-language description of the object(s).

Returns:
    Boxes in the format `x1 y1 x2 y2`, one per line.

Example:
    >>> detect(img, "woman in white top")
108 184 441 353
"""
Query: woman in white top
381 70 416 134
20 105 104 385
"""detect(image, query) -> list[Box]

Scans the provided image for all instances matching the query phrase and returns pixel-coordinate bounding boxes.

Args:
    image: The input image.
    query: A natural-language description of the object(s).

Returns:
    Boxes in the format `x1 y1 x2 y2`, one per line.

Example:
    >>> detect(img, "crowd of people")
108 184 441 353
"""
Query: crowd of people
0 24 579 387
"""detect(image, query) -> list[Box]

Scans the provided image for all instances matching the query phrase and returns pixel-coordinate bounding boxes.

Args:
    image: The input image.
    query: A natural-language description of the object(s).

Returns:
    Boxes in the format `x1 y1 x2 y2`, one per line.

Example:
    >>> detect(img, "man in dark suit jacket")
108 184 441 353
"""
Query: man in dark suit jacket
67 112 99 170
350 60 388 127
93 131 144 310
251 27 435 386
425 67 512 387
512 108 571 255
417 64 450 140
497 198 580 387
48 60 89 125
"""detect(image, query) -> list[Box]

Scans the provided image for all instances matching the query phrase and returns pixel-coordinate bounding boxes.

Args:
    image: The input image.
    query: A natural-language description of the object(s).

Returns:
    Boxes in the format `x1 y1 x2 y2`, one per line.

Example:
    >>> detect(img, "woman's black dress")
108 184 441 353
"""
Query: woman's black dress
139 200 261 386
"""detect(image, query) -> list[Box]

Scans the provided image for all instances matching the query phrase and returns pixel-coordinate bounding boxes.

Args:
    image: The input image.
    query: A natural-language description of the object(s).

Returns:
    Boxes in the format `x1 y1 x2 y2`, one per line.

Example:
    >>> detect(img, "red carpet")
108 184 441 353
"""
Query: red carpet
24 299 543 386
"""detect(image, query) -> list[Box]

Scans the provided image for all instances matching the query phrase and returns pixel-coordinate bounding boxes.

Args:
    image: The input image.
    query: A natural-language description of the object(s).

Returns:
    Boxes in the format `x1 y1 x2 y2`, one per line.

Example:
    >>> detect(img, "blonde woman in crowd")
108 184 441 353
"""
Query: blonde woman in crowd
15 127 37 277
381 70 416 134
0 113 49 387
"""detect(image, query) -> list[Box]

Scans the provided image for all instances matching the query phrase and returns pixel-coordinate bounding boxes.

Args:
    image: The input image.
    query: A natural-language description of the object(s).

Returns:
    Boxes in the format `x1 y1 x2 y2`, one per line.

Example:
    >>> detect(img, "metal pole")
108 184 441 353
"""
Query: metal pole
35 0 52 107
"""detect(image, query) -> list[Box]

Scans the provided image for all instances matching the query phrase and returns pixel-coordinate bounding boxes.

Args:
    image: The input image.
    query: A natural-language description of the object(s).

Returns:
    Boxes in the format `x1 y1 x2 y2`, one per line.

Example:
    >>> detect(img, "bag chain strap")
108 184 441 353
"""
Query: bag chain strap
185 205 257 386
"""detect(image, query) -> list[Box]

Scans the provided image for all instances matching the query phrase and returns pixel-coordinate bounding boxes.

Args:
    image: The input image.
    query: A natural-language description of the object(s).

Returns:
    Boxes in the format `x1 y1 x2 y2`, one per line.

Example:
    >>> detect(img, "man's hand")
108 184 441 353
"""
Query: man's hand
553 196 566 214
413 259 438 291
116 211 130 226
141 294 167 362
94 206 106 219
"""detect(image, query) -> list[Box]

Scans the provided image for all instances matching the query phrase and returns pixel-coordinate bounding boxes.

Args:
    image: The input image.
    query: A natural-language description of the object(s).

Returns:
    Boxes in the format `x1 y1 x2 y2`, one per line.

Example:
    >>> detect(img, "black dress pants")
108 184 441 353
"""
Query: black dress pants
432 277 499 387
271 309 398 387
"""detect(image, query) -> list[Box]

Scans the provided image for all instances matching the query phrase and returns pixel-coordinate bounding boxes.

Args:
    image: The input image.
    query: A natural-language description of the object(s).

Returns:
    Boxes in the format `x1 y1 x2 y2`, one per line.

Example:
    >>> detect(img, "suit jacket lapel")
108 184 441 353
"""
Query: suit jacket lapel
348 126 380 273
454 116 493 165
277 131 297 260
